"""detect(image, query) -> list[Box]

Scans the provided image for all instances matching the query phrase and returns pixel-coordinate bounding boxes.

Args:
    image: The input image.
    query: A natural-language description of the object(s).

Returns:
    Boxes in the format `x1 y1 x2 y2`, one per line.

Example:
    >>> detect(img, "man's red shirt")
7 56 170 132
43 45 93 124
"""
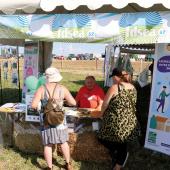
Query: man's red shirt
76 85 105 108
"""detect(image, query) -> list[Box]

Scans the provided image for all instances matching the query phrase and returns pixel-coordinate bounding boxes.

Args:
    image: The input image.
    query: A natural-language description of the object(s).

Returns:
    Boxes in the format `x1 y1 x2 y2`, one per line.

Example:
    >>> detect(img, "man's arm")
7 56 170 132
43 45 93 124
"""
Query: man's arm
95 99 103 111
166 93 170 97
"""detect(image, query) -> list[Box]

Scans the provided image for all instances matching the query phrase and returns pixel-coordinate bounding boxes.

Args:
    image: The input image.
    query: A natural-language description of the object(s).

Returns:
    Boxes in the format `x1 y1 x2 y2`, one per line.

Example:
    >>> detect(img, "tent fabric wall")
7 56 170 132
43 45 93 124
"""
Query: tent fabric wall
40 0 170 12
0 0 170 14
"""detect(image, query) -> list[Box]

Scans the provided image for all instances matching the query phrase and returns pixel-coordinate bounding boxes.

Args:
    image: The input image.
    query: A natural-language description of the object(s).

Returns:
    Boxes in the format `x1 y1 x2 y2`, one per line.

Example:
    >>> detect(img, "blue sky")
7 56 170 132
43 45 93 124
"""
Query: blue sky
53 42 106 56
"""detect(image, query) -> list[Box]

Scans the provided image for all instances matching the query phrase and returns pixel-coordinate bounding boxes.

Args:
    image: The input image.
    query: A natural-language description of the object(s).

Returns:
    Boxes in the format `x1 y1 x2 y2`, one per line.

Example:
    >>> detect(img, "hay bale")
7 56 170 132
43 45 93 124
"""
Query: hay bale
58 132 111 161
14 122 43 154
14 122 111 161
0 113 13 146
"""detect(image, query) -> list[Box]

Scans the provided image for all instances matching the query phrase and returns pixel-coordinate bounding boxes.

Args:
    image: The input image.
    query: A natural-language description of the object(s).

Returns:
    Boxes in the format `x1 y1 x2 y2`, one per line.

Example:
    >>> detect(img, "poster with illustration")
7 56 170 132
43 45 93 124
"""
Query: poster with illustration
145 43 170 155
25 94 40 122
22 41 39 103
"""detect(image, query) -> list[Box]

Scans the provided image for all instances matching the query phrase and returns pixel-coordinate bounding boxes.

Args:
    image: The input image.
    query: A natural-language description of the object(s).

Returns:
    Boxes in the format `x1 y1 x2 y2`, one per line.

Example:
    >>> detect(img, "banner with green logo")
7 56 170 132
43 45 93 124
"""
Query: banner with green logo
0 12 170 44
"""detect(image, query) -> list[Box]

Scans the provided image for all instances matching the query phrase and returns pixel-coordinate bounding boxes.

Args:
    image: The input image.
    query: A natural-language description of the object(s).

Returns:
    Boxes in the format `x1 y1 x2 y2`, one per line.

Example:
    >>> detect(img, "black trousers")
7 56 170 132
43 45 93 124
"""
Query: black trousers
98 138 128 166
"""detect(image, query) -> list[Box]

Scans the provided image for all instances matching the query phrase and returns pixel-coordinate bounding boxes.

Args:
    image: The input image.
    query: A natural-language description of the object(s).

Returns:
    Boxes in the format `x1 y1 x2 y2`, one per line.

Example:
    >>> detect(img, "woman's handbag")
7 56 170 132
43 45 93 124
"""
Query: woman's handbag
156 98 161 102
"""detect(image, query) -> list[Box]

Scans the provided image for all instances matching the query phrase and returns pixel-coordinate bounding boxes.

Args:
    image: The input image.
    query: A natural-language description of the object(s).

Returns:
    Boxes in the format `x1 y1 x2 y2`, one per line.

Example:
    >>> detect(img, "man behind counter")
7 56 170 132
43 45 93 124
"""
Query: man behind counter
75 76 105 111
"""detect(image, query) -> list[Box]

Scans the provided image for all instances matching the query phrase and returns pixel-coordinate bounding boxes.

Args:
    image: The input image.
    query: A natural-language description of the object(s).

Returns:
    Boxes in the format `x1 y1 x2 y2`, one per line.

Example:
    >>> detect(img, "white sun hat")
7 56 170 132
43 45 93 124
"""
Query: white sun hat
45 67 62 83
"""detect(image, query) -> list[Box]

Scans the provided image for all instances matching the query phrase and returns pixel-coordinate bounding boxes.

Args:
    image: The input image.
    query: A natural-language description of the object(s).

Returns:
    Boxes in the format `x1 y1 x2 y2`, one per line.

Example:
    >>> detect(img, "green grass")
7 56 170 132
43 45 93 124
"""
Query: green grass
60 71 105 96
0 70 105 104
1 143 170 170
0 146 111 170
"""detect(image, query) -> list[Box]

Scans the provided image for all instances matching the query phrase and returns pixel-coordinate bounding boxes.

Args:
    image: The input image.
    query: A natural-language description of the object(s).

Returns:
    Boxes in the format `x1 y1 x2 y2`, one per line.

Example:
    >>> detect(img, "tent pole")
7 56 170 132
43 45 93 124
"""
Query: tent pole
42 41 45 72
0 62 3 105
16 46 21 102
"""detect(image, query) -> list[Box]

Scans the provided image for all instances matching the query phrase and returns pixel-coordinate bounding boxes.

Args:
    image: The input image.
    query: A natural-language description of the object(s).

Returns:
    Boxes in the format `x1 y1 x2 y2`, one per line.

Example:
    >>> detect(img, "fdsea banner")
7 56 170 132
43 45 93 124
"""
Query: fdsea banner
2 12 170 43
145 43 170 155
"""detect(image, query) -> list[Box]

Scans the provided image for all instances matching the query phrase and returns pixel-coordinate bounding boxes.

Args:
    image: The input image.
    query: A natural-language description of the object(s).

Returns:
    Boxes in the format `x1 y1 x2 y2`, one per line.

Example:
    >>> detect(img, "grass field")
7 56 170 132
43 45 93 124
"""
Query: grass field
1 60 170 170
1 134 170 170
0 59 151 104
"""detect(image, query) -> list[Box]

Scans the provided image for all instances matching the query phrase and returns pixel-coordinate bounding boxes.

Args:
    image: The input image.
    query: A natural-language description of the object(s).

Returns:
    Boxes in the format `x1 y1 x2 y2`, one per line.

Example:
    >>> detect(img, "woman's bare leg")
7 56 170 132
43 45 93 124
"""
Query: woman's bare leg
60 142 70 163
44 144 53 168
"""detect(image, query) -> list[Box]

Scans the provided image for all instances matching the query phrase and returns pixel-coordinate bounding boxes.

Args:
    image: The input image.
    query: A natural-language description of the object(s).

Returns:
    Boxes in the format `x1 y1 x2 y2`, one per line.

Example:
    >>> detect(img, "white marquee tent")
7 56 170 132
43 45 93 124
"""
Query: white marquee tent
0 0 170 14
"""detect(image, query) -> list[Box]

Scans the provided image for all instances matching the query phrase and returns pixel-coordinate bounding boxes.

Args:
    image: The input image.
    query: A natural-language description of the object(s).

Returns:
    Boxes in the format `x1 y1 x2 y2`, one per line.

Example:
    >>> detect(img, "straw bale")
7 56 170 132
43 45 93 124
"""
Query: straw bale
14 122 43 154
14 122 111 161
58 132 111 161
0 113 13 146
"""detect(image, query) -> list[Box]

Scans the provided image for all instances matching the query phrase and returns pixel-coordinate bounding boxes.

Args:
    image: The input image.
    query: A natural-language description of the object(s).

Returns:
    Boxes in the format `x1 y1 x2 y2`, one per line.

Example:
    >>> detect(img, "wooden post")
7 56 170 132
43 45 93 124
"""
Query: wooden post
61 59 63 69
39 41 53 73
95 58 98 70
16 46 21 102
0 62 3 105
140 58 143 72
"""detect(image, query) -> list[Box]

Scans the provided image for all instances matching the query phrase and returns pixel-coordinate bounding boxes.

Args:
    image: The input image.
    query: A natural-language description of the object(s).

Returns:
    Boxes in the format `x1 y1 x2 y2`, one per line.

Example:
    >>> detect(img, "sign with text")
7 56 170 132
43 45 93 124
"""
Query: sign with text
145 44 170 155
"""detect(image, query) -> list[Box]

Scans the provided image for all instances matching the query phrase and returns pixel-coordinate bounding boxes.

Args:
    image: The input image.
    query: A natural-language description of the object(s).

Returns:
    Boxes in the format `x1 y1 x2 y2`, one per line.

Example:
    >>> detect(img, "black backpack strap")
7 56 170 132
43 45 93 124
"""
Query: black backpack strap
118 83 125 93
118 84 121 93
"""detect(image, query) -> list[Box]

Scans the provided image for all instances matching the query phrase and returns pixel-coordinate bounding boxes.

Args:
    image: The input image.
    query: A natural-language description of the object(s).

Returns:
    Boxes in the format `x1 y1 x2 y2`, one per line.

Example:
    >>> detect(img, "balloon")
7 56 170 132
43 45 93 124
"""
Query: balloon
37 75 46 89
25 76 38 93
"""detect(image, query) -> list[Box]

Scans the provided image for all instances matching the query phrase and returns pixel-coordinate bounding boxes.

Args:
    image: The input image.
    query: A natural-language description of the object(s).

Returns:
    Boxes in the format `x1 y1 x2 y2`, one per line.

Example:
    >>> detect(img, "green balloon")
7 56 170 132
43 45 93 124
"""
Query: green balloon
25 76 38 92
37 76 46 89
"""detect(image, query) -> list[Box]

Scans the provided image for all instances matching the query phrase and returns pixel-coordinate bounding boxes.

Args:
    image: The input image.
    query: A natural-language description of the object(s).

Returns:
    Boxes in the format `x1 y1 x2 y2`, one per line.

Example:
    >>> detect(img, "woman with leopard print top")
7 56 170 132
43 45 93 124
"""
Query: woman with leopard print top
98 68 139 170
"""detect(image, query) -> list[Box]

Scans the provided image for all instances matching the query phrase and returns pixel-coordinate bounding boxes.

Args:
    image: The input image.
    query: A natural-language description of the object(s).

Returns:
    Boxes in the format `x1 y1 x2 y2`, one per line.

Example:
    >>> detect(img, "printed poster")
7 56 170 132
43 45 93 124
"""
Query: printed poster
145 43 170 155
22 41 39 103
25 94 40 122
1 59 18 86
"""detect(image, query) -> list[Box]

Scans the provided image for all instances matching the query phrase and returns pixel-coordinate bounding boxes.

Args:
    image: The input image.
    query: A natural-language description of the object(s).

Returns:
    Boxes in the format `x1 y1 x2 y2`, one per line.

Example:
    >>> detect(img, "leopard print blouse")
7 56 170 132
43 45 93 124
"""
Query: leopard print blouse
98 86 140 143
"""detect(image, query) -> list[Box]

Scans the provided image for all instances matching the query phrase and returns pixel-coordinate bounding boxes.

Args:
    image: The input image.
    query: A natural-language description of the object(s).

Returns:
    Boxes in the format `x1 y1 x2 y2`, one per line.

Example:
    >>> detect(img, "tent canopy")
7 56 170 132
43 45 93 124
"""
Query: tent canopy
0 0 170 14
1 12 170 44
1 1 170 45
